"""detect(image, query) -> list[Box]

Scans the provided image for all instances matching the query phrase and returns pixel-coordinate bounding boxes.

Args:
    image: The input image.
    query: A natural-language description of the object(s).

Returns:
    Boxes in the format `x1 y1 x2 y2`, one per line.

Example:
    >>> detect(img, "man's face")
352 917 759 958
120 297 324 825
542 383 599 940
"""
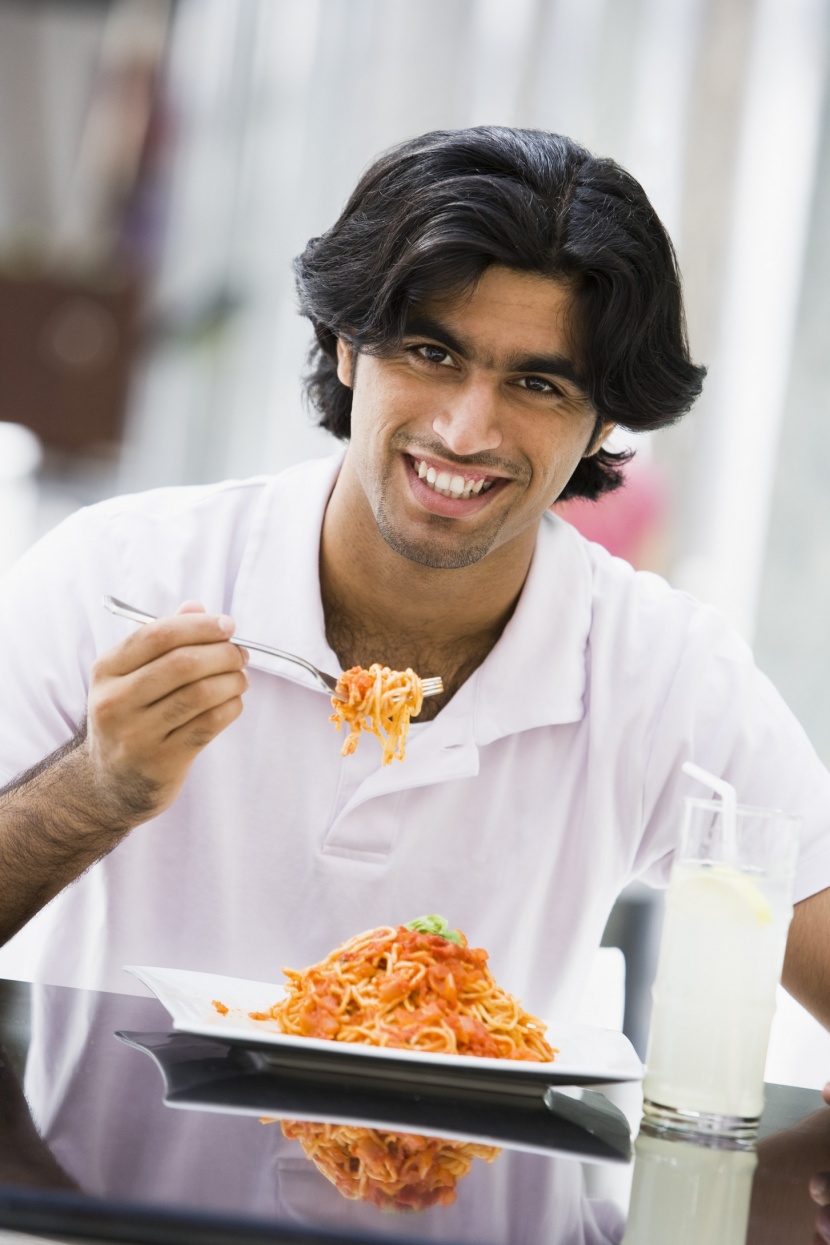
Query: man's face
336 265 614 570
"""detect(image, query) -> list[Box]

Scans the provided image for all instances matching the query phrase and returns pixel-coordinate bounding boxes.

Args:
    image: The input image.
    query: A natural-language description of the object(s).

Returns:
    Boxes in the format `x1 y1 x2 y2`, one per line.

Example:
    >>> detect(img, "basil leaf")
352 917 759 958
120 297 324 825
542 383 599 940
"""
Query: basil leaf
405 914 463 945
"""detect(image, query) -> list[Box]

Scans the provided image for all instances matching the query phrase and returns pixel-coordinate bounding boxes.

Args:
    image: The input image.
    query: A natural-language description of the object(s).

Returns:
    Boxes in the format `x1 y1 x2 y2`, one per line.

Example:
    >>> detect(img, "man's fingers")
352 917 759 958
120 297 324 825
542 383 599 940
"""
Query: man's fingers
93 668 248 758
152 670 250 736
91 643 248 732
113 640 249 711
165 685 246 751
175 600 208 615
97 612 237 679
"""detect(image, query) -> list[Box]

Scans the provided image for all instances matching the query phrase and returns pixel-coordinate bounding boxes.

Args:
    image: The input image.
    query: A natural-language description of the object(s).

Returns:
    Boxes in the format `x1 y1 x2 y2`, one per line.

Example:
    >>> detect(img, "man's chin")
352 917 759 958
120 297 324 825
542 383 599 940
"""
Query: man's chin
375 515 496 570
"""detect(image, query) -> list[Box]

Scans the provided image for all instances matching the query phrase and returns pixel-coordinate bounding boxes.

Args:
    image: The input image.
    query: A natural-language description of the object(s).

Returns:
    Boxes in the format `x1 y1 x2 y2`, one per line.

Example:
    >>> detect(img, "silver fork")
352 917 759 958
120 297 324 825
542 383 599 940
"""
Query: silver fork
102 596 444 701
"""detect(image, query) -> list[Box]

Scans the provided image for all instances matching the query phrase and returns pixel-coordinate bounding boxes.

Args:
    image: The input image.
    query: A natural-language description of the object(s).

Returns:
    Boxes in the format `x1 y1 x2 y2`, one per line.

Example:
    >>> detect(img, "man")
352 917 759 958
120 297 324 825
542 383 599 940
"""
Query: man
0 127 829 1033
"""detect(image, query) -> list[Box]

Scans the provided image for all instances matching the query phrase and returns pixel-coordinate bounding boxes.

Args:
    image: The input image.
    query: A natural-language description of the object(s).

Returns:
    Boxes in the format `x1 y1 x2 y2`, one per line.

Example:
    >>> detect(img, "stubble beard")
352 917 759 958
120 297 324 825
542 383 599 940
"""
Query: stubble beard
374 484 508 570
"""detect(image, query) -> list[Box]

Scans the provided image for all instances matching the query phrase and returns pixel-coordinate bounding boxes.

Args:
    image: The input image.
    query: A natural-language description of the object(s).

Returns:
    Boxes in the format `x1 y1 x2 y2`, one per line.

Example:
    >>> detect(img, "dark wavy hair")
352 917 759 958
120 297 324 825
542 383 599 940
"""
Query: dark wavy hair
294 127 705 500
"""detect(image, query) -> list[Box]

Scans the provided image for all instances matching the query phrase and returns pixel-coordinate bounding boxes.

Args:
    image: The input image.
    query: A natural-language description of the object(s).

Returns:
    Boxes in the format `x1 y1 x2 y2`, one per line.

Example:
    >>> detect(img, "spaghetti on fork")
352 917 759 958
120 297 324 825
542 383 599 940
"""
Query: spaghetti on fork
330 664 425 765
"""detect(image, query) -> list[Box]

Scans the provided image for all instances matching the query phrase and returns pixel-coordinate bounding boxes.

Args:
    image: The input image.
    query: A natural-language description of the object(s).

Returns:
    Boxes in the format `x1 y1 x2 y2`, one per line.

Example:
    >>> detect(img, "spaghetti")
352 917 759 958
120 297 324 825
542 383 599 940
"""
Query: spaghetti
258 920 556 1062
279 1121 500 1211
329 664 423 765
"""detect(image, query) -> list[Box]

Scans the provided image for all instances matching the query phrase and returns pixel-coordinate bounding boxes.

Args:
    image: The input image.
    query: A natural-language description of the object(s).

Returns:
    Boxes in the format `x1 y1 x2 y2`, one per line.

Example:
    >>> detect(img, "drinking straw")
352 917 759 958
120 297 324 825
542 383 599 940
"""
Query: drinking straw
682 761 739 867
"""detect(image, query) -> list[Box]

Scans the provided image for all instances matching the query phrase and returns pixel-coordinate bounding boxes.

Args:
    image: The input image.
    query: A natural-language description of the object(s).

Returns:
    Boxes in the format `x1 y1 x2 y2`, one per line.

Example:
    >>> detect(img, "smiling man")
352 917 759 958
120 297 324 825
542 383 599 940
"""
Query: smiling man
1 127 830 1042
321 266 615 715
333 270 606 565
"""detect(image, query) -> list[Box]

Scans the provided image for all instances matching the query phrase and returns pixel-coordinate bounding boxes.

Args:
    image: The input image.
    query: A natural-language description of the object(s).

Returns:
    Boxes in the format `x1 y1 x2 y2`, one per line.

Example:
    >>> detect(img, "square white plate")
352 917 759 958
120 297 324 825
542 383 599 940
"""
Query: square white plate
125 965 644 1091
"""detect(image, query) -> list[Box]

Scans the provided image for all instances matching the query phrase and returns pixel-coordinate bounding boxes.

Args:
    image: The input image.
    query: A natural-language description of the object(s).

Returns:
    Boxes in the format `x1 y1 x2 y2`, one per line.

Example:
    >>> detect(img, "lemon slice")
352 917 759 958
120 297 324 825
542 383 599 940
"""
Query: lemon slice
675 864 774 926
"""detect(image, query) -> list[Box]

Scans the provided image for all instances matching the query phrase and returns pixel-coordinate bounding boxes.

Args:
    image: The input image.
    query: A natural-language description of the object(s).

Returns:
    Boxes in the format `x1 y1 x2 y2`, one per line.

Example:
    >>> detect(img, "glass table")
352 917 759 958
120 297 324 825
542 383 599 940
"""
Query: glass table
0 977 828 1244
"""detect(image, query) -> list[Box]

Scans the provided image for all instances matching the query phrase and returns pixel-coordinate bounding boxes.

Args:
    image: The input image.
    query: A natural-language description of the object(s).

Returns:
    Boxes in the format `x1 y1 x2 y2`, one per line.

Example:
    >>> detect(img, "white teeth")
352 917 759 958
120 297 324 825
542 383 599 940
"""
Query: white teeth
414 458 497 499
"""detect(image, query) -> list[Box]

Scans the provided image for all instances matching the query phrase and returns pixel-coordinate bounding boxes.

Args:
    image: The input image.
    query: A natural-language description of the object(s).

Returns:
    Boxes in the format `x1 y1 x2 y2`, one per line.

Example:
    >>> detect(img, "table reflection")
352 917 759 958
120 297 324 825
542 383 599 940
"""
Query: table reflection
1 980 627 1243
4 977 830 1243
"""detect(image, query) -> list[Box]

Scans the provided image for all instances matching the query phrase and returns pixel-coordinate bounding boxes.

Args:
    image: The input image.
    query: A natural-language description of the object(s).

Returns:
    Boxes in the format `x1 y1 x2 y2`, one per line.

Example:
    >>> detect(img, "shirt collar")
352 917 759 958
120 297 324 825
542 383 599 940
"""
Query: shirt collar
471 511 592 742
231 455 592 738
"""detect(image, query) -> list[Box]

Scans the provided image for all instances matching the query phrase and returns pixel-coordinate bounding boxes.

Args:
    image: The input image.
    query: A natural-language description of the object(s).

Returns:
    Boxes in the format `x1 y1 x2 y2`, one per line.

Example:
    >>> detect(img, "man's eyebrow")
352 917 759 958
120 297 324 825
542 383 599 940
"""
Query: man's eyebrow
402 314 587 392
403 315 467 358
508 352 585 390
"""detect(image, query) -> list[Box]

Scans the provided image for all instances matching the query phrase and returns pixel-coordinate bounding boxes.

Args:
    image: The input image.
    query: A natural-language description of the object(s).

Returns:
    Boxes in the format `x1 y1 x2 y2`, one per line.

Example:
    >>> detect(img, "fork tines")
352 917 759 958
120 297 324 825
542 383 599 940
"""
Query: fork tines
420 676 444 698
387 675 444 702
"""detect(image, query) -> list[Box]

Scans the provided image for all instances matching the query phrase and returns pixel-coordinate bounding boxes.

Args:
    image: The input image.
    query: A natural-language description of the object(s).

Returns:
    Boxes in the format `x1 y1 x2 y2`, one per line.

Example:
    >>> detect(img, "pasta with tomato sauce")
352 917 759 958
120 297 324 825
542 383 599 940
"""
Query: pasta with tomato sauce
254 916 556 1062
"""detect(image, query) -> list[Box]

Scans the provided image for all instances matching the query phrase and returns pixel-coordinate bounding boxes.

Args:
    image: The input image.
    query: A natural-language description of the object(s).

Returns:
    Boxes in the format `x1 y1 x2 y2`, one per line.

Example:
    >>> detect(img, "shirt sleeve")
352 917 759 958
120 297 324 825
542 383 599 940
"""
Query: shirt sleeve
0 505 129 786
633 599 830 905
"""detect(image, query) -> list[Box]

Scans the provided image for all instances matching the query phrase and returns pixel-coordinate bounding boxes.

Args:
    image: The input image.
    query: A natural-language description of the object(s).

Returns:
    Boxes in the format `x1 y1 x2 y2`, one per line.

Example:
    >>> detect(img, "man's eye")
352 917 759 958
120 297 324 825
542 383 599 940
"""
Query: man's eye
517 376 559 395
414 344 453 366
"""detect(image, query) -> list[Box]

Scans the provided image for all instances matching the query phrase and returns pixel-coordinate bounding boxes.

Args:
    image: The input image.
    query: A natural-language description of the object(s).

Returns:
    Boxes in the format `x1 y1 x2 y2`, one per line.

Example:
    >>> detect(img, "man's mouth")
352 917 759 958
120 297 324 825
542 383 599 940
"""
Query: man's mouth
410 456 500 500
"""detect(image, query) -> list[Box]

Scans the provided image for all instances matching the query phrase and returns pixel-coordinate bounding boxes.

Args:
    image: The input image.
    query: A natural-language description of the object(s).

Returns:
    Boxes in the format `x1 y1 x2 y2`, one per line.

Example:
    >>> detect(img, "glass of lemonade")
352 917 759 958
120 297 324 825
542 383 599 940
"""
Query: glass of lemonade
642 797 800 1143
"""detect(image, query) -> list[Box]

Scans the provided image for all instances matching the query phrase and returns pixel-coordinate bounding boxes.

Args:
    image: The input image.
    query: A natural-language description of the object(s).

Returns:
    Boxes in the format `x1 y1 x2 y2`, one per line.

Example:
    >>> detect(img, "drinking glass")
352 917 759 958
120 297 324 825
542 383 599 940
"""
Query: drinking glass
642 798 800 1143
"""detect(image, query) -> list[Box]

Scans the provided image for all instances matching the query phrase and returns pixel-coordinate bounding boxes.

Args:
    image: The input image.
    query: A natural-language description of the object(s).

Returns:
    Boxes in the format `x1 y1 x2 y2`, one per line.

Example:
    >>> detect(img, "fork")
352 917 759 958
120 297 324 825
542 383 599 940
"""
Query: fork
102 596 444 702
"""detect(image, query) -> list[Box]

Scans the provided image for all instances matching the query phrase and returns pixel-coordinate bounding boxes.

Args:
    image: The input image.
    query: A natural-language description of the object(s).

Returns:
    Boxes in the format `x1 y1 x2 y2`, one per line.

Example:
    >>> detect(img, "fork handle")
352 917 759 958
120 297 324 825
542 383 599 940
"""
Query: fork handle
101 596 339 695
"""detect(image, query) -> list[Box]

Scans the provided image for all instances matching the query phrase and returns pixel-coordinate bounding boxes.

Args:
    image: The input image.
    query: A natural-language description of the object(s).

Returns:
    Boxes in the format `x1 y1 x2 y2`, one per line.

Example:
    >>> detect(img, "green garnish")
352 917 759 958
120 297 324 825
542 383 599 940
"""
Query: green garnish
405 914 463 945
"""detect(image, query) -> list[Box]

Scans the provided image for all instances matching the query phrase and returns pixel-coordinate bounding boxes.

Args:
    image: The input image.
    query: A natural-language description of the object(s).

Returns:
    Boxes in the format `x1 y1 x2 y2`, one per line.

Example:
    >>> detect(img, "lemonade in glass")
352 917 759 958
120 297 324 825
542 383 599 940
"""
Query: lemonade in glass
642 797 800 1141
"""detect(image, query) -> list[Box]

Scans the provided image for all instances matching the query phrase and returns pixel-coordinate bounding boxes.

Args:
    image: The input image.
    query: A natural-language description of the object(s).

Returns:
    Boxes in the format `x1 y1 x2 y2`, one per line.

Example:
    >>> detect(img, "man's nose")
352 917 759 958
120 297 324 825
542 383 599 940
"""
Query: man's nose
431 379 503 456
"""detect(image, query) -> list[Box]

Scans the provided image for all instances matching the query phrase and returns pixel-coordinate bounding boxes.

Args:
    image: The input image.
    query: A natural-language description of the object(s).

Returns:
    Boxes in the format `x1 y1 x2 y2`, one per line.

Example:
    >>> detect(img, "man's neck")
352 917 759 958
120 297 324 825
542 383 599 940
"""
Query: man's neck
319 468 537 712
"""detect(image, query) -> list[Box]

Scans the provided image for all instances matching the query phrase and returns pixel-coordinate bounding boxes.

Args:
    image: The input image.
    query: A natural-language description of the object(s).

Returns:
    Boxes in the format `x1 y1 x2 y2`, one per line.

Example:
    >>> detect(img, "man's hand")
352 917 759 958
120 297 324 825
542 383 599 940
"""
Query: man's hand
749 1101 830 1243
85 601 249 827
0 601 249 945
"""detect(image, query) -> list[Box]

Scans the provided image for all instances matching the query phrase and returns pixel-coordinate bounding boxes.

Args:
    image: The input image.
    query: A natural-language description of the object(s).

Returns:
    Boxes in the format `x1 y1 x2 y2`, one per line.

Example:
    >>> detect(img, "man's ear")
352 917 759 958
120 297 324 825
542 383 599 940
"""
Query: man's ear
585 420 616 457
336 337 354 388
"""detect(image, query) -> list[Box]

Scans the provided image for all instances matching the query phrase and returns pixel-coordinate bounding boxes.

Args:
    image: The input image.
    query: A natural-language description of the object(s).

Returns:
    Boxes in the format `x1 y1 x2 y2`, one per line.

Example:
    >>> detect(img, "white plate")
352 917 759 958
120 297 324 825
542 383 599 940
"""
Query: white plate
125 965 644 1090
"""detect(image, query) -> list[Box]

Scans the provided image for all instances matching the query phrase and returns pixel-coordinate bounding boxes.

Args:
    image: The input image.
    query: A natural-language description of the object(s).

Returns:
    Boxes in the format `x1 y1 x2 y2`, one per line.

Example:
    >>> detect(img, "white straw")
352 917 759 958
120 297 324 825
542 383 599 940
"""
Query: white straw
682 761 739 867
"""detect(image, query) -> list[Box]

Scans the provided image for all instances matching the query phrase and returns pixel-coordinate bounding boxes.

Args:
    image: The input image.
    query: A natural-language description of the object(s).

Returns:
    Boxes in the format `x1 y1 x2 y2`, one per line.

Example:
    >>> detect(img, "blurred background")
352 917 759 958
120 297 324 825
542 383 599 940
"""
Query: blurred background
0 0 828 1077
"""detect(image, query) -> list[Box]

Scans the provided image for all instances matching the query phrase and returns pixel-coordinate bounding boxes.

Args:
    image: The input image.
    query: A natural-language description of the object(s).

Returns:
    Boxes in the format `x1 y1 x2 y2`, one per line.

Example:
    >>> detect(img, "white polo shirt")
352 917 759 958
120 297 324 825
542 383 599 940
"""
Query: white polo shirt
1 454 829 1019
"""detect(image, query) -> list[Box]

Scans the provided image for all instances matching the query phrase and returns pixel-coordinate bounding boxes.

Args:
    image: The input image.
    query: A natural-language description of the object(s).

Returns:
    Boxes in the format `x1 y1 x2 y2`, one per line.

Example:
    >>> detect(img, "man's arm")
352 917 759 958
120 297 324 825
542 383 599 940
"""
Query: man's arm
0 603 248 946
781 888 830 1029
